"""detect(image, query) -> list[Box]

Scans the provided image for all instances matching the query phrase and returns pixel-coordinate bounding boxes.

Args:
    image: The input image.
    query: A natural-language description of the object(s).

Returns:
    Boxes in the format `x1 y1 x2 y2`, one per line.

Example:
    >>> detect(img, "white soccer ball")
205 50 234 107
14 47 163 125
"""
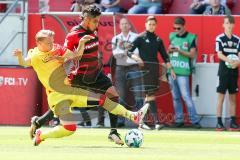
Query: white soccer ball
225 54 239 69
124 129 143 148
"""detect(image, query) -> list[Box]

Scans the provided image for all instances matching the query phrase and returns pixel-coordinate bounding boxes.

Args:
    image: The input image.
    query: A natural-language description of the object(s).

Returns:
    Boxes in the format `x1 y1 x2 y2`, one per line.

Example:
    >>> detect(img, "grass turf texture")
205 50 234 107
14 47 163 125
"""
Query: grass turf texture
0 126 240 160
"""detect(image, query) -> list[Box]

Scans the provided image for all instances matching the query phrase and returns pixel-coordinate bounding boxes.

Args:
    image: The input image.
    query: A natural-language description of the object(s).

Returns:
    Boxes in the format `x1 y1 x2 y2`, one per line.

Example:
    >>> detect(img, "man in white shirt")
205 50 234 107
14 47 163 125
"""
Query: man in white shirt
112 17 144 127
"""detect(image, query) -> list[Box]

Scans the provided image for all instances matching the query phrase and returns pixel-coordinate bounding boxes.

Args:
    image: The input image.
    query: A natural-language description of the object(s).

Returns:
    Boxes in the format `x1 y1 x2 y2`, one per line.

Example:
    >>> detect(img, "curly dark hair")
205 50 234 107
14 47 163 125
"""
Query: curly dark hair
81 4 101 19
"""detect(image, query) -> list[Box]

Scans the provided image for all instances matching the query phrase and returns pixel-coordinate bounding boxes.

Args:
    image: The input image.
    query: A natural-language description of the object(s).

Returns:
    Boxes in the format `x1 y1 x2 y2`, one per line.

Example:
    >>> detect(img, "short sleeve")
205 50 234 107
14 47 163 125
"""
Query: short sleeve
27 49 34 59
64 34 75 51
215 36 223 52
237 39 240 52
54 44 67 56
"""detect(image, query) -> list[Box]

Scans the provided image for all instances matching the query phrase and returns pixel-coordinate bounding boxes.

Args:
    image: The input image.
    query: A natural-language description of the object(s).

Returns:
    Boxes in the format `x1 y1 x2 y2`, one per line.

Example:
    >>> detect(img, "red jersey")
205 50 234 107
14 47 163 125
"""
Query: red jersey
64 25 99 76
52 43 67 56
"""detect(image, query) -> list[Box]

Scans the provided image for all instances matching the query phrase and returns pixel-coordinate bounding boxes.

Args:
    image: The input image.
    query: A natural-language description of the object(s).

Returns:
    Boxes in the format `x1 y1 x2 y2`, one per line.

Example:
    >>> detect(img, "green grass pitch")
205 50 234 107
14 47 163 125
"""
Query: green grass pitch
1 126 240 160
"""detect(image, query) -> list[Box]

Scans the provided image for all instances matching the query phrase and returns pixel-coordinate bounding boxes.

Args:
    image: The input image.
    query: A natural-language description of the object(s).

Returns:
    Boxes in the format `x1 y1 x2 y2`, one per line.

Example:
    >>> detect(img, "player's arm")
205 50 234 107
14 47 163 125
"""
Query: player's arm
125 37 144 66
215 38 232 63
232 41 240 68
131 54 144 67
230 50 240 69
13 49 31 67
127 36 140 58
62 35 95 61
175 39 197 59
217 51 231 62
158 39 176 80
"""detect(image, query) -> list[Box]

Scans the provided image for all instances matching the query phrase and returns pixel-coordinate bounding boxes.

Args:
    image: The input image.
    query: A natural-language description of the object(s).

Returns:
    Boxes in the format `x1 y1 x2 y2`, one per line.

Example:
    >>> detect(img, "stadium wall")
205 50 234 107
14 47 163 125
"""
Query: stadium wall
0 67 42 125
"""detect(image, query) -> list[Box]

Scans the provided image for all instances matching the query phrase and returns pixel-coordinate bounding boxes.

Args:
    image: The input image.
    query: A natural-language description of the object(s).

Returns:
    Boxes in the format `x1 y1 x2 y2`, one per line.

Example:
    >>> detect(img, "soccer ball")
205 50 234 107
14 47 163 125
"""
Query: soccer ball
124 129 143 148
225 54 239 69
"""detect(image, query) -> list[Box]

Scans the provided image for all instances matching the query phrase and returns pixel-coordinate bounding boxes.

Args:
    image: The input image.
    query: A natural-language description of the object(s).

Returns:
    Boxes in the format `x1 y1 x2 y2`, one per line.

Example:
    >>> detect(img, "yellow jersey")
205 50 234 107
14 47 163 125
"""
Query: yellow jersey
28 44 90 110
28 44 67 92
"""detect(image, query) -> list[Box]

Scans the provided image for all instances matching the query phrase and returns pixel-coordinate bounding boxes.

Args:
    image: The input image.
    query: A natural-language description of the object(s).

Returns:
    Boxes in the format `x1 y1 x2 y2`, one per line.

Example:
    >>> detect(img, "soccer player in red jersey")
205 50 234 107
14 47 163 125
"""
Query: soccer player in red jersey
64 4 128 145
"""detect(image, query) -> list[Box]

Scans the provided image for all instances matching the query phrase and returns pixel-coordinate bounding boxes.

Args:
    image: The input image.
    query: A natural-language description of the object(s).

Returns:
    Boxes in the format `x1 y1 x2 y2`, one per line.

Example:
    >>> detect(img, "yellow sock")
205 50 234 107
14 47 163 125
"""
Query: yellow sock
102 97 135 121
40 125 75 140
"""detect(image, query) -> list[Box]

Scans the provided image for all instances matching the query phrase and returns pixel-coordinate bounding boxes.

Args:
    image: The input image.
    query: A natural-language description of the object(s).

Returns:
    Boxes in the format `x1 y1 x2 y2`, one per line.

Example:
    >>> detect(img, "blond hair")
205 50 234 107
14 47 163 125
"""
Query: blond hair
35 29 55 42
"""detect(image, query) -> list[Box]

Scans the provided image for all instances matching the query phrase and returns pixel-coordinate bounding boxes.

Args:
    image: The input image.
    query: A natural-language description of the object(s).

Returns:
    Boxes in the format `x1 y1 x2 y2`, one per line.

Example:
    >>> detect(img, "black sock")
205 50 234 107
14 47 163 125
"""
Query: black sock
217 117 223 125
36 109 54 127
148 100 159 124
109 112 118 129
231 116 236 124
110 128 117 134
97 107 105 125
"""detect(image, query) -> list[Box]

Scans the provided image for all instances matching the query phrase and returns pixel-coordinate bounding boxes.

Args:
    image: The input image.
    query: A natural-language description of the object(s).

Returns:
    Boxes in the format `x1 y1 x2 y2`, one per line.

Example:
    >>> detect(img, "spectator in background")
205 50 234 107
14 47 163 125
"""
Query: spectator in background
167 17 201 128
100 0 124 13
128 16 176 130
203 0 231 15
112 18 144 127
71 0 100 12
128 0 163 14
39 0 49 12
189 0 233 14
71 0 84 12
215 15 240 131
189 0 209 14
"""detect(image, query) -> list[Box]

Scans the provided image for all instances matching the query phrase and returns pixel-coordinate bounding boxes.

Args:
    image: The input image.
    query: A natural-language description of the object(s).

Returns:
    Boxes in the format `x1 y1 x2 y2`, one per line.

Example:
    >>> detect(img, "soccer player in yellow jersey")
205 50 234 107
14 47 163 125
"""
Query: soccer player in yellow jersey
13 29 149 146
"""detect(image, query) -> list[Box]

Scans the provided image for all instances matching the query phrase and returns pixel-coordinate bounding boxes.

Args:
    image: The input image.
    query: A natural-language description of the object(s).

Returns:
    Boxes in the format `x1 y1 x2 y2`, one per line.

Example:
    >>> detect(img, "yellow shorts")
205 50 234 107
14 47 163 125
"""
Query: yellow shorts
47 91 89 113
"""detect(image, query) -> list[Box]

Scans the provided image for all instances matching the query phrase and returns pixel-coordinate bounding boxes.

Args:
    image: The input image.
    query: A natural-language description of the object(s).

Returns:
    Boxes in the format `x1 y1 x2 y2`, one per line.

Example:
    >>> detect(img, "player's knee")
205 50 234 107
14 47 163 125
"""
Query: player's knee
109 96 119 103
99 95 119 106
99 95 107 106
63 124 77 132
146 95 155 101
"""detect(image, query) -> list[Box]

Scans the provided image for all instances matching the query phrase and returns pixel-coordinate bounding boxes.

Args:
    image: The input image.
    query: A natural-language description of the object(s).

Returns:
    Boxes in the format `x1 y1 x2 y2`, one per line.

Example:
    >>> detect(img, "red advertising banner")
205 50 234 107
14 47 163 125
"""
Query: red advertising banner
0 67 41 125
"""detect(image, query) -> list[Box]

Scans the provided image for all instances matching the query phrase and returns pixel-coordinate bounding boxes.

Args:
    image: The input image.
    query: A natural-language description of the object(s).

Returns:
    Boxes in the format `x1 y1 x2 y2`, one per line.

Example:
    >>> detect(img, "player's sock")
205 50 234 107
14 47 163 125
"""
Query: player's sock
217 117 223 125
148 100 159 124
230 116 236 124
109 113 118 128
100 96 134 121
40 124 76 140
36 109 54 127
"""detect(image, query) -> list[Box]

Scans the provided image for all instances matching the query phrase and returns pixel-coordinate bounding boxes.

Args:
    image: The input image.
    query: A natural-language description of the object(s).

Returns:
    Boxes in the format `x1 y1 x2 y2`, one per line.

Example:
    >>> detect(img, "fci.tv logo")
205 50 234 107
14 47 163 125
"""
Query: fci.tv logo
0 76 4 86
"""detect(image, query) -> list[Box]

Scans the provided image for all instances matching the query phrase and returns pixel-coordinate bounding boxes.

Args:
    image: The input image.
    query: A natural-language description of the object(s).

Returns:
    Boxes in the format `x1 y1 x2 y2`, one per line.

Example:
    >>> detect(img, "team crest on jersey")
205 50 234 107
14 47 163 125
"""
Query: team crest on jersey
227 41 233 47
42 54 60 63
145 39 150 43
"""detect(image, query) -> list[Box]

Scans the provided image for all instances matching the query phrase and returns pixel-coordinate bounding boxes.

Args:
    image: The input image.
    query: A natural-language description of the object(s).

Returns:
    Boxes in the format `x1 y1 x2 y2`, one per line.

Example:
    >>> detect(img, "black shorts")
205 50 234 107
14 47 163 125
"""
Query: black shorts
142 63 160 95
71 71 112 94
217 76 239 94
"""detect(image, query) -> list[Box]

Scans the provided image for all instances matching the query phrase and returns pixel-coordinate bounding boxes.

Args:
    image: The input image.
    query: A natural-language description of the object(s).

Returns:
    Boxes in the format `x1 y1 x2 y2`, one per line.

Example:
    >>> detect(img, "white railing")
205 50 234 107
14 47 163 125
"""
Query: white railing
0 0 27 65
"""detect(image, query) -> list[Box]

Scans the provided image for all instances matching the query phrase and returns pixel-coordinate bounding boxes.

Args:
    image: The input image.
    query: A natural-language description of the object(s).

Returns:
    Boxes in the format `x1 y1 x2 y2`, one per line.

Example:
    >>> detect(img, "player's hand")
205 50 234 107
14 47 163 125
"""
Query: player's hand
168 45 179 53
230 60 240 69
13 49 23 57
131 54 144 67
190 2 201 9
170 69 176 80
79 35 95 44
